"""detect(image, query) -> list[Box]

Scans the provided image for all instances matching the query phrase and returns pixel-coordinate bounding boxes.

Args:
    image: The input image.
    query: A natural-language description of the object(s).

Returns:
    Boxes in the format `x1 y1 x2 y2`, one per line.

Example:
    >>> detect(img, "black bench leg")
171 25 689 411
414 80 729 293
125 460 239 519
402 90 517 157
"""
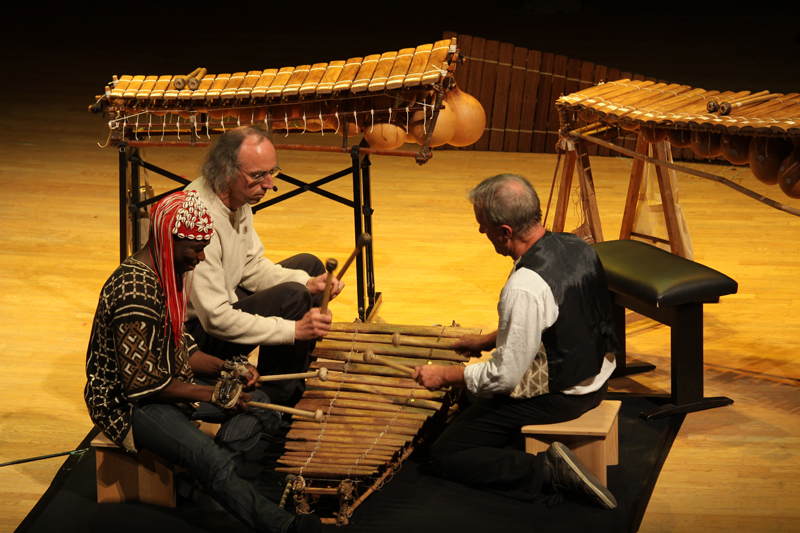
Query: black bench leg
610 301 656 378
641 303 733 420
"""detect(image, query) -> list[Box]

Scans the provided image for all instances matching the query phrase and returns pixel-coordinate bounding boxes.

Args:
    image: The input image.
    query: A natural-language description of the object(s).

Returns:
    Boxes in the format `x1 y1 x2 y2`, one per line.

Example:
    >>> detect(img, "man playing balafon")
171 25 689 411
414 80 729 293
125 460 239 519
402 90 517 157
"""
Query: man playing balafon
185 126 343 408
413 174 619 508
85 191 321 532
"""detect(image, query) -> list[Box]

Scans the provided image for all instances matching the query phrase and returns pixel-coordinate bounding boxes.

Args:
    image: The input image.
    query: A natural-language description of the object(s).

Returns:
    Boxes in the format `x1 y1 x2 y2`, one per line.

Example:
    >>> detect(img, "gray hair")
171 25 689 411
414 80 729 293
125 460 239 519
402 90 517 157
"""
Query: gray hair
468 174 542 237
201 126 272 193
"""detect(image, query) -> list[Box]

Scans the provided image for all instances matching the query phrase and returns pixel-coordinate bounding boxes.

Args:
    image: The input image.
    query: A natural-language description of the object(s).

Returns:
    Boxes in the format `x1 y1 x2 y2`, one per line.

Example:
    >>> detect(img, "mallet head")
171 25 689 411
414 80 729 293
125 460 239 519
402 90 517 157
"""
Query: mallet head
318 367 328 381
363 349 376 363
357 233 372 249
325 258 338 273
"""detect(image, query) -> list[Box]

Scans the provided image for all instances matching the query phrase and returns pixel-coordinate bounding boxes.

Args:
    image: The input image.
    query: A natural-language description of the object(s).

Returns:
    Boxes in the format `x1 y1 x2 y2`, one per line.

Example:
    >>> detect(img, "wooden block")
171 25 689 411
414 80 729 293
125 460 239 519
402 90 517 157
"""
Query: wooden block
522 400 621 485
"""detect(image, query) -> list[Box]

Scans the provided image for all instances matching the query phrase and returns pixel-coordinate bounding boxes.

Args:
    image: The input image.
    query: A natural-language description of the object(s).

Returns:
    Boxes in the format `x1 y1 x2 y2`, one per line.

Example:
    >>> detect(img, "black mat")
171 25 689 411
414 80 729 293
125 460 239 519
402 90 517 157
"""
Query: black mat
16 396 682 533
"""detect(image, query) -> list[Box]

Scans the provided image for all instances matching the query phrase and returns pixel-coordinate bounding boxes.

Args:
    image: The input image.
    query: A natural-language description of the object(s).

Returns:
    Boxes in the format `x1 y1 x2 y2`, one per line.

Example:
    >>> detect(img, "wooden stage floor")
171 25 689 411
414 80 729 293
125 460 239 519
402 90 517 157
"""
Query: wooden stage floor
1 91 799 532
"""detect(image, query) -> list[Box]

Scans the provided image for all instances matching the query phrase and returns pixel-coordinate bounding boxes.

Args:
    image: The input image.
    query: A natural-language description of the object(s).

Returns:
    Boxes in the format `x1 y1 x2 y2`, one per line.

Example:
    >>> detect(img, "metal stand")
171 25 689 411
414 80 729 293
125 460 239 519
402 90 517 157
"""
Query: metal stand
117 141 381 322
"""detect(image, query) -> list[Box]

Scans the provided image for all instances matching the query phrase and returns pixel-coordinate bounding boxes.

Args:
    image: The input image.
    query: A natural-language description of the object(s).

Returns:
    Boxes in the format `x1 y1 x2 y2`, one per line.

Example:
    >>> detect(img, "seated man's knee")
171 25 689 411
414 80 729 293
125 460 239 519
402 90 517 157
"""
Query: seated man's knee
277 282 313 319
279 254 324 277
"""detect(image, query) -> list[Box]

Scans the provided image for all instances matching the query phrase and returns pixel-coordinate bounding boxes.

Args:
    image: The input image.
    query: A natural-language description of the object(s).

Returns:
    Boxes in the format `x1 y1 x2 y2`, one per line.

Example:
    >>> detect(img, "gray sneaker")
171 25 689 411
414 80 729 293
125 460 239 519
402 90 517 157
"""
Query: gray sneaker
545 441 617 509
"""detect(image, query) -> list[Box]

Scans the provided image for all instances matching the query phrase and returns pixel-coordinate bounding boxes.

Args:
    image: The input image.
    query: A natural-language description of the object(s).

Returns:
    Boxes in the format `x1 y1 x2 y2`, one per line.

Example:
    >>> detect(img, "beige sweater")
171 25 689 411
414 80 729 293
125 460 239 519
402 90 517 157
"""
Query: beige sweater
186 176 311 345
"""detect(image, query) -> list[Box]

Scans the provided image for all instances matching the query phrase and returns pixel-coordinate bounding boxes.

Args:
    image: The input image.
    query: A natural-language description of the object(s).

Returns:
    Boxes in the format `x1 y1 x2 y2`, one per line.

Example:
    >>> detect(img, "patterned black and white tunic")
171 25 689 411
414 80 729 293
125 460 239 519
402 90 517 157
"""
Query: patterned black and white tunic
85 257 196 452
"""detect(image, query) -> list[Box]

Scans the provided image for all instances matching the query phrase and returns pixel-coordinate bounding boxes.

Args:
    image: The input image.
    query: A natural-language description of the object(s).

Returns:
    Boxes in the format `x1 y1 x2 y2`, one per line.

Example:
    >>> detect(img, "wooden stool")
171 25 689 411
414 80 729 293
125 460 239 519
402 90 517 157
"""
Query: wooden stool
91 422 220 508
521 400 621 485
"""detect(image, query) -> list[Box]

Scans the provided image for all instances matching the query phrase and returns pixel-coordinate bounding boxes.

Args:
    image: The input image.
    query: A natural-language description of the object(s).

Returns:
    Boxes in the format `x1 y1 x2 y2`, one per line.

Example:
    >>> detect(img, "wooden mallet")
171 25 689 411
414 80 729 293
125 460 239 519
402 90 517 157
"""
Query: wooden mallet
336 233 371 281
247 401 324 423
363 349 415 376
258 368 328 382
320 258 338 314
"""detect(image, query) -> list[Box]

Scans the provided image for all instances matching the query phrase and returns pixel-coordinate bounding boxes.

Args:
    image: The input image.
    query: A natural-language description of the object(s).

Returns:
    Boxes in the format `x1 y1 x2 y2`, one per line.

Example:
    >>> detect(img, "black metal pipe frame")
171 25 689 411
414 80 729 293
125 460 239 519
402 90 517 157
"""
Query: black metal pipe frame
118 146 379 321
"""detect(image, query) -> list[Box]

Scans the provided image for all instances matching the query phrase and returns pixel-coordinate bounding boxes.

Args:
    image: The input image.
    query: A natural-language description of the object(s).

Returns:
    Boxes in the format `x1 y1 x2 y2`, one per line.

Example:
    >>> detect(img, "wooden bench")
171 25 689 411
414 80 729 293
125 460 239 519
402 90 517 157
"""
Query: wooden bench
521 400 621 485
91 422 219 507
592 239 738 420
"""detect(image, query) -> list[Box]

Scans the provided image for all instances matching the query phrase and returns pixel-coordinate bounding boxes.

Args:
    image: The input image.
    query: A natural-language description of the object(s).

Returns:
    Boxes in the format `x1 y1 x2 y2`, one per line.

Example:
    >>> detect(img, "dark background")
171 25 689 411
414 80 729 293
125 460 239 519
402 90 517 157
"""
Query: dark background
3 0 799 107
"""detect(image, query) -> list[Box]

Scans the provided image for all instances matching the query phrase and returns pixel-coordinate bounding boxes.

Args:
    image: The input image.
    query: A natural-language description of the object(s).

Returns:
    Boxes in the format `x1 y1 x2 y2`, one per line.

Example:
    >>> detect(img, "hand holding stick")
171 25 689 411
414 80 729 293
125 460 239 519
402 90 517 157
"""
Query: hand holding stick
247 401 324 423
363 349 415 376
320 258 338 315
336 233 371 281
258 368 328 382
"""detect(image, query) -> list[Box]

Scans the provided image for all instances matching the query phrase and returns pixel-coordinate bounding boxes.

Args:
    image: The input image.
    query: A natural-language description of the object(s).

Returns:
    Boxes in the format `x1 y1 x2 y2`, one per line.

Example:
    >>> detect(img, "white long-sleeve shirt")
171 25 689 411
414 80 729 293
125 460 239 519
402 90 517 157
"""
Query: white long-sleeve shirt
463 264 615 398
186 176 311 346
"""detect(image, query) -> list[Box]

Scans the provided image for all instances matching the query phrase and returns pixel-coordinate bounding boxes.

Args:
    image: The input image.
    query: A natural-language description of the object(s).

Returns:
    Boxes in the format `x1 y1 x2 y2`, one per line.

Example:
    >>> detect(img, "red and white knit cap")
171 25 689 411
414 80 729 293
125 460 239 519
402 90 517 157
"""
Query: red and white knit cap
149 190 214 345
170 191 214 240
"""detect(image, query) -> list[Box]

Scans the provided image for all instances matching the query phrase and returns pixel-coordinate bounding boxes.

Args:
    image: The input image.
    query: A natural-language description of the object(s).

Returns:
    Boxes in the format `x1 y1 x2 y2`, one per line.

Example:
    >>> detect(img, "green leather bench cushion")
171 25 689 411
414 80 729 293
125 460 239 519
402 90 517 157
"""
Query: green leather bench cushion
591 240 738 308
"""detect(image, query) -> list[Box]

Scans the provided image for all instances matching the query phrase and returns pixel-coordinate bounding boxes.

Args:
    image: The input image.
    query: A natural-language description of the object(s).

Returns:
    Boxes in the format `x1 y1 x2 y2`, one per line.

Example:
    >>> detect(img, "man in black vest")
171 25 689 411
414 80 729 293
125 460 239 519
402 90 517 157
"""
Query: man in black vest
413 174 619 509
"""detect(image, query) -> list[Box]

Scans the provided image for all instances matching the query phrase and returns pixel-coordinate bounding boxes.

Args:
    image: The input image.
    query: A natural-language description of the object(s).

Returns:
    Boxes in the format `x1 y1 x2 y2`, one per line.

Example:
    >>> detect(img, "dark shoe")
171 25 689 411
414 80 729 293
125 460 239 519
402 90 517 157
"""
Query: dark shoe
545 441 617 509
287 514 322 533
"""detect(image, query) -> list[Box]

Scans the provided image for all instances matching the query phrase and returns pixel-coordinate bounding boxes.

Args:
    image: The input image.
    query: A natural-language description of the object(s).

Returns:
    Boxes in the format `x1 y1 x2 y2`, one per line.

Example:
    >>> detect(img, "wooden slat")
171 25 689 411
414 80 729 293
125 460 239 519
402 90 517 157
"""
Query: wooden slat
579 61 599 156
249 69 278 99
532 52 555 153
421 39 453 85
473 39 500 151
462 36 486 151
220 72 247 99
135 75 159 99
316 61 345 94
488 42 514 151
351 54 381 93
120 75 143 99
593 65 610 155
148 75 173 100
503 45 529 152
448 32 469 89
545 55 568 154
306 377 445 400
266 67 294 97
111 75 133 98
368 52 396 92
385 48 414 91
403 44 433 87
298 393 438 414
330 322 478 337
299 63 328 96
517 49 542 153
332 57 362 92
282 65 311 97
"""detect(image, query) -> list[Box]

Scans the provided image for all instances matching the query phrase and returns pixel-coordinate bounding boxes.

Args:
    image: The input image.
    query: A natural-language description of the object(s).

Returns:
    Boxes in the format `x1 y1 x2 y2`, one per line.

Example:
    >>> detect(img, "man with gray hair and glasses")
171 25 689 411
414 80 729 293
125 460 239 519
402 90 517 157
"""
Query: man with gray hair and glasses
413 174 619 509
186 126 344 409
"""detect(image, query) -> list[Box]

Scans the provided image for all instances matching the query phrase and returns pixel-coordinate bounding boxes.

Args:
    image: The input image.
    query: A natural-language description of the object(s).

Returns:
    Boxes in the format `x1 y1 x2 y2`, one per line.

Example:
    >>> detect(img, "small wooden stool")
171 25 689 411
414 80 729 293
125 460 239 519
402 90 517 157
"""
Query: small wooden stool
91 422 219 508
521 400 621 485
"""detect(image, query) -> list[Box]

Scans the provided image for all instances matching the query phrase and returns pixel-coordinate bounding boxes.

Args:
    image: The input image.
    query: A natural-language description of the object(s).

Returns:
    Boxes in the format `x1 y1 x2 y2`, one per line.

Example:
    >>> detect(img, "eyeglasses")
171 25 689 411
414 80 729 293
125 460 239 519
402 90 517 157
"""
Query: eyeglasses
238 165 282 183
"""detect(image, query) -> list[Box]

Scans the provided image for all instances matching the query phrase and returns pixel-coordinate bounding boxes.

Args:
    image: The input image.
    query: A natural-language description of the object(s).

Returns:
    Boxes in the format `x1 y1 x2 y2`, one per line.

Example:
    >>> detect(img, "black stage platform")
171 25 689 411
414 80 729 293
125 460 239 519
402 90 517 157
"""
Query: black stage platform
16 396 682 533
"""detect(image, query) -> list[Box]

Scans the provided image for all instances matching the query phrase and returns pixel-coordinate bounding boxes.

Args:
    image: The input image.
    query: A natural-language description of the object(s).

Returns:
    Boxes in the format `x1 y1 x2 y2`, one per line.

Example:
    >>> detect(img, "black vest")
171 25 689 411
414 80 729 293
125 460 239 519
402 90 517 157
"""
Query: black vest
515 232 619 392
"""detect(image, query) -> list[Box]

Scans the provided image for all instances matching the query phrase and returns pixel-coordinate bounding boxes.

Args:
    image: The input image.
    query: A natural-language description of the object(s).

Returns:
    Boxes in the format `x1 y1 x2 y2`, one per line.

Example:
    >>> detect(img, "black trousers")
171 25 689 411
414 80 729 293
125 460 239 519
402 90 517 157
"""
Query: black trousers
430 382 608 502
186 253 325 406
